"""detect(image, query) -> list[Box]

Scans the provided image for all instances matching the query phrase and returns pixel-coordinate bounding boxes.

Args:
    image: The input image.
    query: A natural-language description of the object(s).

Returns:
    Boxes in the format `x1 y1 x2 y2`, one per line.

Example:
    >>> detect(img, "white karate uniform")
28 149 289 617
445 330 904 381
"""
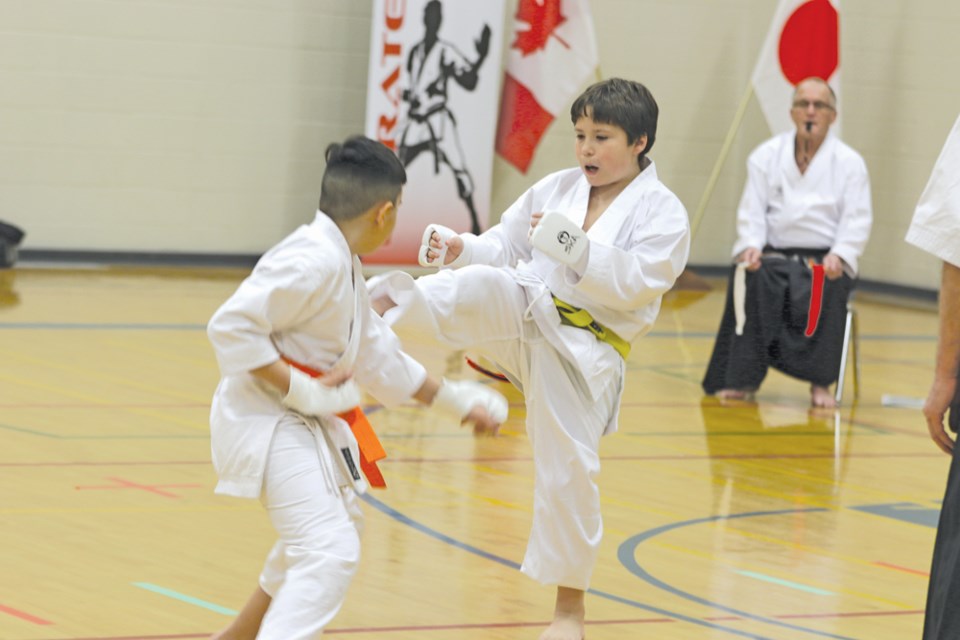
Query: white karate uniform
207 211 426 639
733 131 872 274
377 165 690 589
905 114 960 640
907 113 960 267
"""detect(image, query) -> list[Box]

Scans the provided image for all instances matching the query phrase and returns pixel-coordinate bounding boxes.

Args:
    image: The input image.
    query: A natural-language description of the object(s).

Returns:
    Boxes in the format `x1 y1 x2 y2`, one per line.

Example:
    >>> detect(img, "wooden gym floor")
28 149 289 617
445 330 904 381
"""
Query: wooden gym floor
0 265 946 639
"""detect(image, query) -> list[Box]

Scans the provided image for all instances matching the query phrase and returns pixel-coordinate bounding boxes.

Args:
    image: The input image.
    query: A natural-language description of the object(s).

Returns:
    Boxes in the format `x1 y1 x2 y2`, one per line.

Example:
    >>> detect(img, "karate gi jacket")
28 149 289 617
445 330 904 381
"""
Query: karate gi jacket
733 131 872 275
452 164 690 404
207 212 427 498
907 114 960 268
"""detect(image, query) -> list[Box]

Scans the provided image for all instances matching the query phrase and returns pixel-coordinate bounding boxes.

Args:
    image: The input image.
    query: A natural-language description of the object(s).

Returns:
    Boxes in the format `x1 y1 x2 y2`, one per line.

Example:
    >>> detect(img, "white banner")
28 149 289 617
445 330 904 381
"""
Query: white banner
364 0 506 265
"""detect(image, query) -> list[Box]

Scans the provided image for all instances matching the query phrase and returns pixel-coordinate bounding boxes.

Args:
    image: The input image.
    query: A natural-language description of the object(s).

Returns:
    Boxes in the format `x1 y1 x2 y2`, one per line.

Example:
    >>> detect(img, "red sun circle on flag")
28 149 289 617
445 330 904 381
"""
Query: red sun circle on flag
778 0 839 85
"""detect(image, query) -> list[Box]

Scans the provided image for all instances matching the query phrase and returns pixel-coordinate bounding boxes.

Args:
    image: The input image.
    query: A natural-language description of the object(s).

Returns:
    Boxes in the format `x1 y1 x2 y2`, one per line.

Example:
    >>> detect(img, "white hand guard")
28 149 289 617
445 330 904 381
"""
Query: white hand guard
433 379 508 424
417 224 457 268
529 210 587 265
282 367 361 416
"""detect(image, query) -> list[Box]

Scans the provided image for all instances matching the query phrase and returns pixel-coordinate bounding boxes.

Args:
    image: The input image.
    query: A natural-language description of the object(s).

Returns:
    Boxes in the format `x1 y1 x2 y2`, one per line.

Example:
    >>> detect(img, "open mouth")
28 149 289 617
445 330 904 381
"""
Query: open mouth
584 164 599 176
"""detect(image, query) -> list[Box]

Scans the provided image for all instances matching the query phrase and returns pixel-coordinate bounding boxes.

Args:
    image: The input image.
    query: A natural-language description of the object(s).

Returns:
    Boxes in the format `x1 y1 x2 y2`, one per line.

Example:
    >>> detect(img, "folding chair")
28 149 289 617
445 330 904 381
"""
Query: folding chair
834 292 860 404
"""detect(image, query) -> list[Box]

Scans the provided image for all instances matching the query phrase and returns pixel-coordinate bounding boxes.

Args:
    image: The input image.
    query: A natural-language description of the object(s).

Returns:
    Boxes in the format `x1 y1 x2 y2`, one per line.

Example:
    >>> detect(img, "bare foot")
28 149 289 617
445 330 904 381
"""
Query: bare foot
540 617 584 640
715 388 756 401
540 586 585 640
810 384 837 408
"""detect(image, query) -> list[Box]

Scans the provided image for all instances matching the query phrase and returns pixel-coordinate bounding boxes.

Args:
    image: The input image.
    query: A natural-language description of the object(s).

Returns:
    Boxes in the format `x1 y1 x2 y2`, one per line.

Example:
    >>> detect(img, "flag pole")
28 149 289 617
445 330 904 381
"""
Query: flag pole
689 83 754 239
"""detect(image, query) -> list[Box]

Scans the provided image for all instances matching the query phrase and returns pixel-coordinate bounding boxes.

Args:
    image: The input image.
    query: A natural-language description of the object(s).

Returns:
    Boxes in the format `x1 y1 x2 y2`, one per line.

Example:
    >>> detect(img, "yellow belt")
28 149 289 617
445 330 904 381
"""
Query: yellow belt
553 296 631 360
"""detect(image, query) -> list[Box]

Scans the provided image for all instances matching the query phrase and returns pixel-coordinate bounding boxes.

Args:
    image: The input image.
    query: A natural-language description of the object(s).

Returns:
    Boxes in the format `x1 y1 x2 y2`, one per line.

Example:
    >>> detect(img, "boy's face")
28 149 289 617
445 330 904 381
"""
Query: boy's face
574 115 647 190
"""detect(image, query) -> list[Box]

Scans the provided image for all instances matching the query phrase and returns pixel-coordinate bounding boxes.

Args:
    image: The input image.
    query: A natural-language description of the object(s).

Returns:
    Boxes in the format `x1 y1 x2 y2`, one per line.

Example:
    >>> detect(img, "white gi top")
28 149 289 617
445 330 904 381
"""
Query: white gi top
906 114 960 268
454 164 690 399
207 211 427 498
733 131 873 275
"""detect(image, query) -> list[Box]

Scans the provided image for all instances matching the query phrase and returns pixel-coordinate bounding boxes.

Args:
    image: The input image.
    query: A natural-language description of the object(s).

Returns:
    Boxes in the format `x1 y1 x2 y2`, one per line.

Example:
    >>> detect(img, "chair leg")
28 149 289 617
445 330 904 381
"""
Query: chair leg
835 308 854 405
851 308 860 400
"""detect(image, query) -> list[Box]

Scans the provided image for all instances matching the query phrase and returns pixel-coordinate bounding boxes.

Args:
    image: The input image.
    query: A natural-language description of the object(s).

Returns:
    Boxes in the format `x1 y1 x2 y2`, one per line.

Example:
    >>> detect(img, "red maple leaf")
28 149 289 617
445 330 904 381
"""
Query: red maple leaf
511 0 569 56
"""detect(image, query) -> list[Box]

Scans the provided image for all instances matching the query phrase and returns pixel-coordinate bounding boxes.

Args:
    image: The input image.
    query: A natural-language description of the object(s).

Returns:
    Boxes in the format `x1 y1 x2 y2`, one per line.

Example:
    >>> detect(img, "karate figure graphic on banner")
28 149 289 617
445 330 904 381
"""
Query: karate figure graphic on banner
397 0 490 235
365 0 506 265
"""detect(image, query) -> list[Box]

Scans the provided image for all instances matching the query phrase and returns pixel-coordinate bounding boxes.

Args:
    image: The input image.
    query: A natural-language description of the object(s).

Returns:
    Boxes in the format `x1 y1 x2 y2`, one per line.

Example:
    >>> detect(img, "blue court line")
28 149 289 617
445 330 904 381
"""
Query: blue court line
0 422 207 440
131 582 239 616
737 570 835 596
618 508 857 639
0 321 937 343
132 582 236 615
362 494 779 639
850 502 940 528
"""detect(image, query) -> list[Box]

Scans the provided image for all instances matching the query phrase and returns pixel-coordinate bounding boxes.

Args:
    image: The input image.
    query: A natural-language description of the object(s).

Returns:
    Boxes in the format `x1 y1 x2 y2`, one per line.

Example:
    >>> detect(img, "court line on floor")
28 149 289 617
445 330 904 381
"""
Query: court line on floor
362 493 783 639
0 320 937 343
27 608 928 640
132 582 237 615
0 601 53 625
618 508 869 639
0 448 944 469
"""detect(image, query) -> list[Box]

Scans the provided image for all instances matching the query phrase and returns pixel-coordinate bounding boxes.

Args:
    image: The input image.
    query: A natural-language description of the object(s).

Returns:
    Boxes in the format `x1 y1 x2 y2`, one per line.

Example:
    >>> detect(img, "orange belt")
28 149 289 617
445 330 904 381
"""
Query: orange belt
282 356 387 489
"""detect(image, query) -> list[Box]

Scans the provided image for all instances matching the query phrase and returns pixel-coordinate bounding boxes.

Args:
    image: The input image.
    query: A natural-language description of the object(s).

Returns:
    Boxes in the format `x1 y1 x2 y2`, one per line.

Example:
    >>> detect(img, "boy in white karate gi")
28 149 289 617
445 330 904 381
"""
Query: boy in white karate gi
206 135 508 640
370 78 690 640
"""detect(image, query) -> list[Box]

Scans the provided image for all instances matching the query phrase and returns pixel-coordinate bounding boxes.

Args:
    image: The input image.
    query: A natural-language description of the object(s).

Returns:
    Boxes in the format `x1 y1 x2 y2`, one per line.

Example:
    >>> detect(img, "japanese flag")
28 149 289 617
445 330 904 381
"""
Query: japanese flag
751 0 840 135
495 0 599 174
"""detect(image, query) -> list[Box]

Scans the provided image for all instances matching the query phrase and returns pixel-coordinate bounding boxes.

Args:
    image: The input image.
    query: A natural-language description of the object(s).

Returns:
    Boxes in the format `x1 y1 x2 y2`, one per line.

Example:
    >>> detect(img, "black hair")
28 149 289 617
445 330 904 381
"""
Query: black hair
570 78 659 163
318 136 406 221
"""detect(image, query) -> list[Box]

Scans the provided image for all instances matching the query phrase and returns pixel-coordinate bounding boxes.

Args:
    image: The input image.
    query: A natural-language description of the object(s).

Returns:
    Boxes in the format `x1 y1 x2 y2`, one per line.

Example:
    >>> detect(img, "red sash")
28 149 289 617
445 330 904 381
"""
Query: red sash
282 356 387 488
804 262 826 338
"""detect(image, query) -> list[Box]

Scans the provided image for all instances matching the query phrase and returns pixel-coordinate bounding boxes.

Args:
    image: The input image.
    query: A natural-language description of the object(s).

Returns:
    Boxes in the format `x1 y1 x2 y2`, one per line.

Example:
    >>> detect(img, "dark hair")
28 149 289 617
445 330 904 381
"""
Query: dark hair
319 136 406 220
570 78 659 162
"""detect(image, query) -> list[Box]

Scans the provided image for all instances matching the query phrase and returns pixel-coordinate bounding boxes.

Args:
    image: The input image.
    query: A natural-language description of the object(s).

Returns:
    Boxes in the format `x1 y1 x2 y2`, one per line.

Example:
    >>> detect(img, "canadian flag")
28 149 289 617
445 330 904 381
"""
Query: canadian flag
751 0 840 135
495 0 599 174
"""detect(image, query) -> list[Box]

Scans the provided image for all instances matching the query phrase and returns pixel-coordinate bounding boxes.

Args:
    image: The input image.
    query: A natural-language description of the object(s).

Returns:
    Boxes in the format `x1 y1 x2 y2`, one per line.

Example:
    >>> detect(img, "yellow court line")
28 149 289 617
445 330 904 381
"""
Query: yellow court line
0 348 211 404
0 370 210 433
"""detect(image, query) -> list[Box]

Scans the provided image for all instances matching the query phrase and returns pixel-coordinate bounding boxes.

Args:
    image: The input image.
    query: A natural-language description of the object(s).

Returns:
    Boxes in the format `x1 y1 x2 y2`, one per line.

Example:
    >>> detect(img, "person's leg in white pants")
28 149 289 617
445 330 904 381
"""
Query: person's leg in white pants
256 419 363 640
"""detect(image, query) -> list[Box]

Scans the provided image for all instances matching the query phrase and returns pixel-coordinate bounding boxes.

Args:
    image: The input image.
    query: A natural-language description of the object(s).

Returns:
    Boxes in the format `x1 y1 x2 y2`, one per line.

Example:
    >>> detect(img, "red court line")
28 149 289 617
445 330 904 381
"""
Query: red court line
0 461 208 468
0 403 209 409
874 561 930 577
75 477 203 498
1 449 944 469
31 618 673 640
30 608 927 639
0 602 53 625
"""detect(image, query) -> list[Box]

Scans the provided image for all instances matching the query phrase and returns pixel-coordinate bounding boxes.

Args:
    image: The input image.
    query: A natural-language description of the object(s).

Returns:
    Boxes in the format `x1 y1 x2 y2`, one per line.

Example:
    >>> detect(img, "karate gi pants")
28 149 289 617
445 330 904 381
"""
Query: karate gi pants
256 416 364 640
923 391 960 640
379 265 620 590
702 256 852 394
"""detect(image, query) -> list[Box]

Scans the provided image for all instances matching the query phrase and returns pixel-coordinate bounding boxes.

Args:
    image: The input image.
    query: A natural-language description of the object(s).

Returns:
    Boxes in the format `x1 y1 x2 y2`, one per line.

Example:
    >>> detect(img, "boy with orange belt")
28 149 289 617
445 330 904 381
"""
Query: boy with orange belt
206 136 507 640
